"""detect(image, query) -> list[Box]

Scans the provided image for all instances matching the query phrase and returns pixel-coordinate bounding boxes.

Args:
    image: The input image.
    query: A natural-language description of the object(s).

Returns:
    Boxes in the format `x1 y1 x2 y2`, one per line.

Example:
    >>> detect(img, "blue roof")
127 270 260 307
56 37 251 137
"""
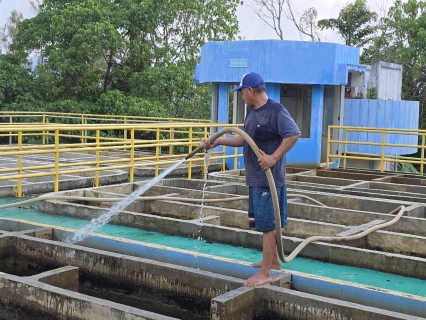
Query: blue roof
195 40 365 85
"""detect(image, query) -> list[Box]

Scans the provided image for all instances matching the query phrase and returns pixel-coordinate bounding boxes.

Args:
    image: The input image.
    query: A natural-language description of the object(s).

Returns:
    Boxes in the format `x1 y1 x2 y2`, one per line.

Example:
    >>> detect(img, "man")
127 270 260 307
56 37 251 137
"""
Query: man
203 72 301 286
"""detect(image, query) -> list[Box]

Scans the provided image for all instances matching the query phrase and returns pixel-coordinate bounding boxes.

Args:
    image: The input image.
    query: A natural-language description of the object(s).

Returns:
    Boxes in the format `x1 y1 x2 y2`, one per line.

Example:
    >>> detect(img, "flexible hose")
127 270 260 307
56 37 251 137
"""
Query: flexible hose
194 127 406 263
203 127 297 262
287 194 326 207
281 205 405 262
0 193 326 209
0 191 405 264
1 127 406 264
0 195 250 209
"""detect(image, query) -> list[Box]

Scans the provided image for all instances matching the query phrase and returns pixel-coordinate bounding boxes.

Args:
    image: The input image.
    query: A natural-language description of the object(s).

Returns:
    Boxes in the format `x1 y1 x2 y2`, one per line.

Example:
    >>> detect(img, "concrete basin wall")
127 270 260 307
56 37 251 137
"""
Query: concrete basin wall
38 196 426 280
0 221 424 319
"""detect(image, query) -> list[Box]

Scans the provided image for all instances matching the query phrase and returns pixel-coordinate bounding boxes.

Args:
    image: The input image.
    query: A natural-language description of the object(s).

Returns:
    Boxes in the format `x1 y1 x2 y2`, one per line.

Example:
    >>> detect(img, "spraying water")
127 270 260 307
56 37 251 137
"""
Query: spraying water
194 149 212 252
64 158 186 244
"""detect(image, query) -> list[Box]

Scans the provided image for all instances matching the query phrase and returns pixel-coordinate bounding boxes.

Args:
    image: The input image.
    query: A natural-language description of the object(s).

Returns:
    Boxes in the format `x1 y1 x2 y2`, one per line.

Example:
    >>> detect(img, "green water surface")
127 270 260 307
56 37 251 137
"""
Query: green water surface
1 196 425 298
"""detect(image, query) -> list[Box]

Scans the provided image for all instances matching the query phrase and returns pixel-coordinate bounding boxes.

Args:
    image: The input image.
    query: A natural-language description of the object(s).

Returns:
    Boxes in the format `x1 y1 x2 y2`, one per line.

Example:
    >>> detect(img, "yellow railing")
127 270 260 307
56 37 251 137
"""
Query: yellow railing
326 126 426 174
0 111 211 124
0 122 244 197
1 111 212 146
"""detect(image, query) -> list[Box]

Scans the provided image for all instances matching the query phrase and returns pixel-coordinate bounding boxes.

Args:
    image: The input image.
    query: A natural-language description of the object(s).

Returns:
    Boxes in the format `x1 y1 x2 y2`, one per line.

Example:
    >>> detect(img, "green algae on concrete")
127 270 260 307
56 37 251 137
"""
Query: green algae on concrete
0 197 426 298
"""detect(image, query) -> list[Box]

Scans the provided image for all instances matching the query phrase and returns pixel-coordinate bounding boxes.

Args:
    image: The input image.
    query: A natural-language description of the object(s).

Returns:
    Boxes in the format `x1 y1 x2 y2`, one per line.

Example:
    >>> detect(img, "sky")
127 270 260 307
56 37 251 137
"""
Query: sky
0 0 391 43
236 0 391 42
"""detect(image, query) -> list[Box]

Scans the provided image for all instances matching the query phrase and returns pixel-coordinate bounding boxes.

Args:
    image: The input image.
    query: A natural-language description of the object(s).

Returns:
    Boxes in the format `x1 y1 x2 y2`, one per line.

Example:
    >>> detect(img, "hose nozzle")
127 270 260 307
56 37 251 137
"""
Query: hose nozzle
185 141 205 160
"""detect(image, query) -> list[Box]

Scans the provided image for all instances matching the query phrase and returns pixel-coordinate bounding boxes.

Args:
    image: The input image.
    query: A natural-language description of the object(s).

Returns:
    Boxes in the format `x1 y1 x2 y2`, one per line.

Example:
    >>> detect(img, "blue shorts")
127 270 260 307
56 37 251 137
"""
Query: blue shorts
248 186 287 232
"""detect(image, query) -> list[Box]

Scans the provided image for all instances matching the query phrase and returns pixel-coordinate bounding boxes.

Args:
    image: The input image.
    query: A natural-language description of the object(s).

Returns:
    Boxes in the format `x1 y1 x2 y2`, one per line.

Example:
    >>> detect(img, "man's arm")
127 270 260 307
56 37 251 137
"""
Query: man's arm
204 135 245 149
258 133 301 171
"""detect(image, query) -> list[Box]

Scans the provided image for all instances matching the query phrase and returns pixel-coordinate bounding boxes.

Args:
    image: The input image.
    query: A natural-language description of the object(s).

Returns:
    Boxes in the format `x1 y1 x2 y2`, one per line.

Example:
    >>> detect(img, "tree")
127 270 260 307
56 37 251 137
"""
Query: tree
10 0 240 118
29 0 43 13
0 54 38 110
0 9 24 53
318 0 378 47
249 0 321 41
299 7 321 42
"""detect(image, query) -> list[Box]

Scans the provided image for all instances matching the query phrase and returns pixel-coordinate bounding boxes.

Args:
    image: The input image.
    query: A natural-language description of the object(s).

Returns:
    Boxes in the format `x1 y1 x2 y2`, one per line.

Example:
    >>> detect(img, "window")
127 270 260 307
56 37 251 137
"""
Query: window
280 84 312 138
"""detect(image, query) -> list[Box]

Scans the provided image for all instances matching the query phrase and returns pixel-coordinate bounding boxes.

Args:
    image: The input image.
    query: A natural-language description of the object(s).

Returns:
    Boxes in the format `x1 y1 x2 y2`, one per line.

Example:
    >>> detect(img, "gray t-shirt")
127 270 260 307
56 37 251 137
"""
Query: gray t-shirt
244 99 300 187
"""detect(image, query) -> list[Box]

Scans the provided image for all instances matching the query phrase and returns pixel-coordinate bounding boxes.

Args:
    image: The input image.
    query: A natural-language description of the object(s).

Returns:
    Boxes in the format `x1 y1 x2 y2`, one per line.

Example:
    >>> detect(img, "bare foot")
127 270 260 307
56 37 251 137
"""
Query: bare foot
251 260 281 270
243 272 273 286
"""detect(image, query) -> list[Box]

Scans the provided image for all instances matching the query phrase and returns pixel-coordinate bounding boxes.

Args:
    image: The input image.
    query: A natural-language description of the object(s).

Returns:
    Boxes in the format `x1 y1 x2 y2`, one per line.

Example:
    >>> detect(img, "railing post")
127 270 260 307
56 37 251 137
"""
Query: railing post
9 116 12 145
343 129 348 169
326 125 331 168
169 120 174 155
124 117 127 144
95 130 100 187
155 127 160 177
421 134 425 176
130 128 135 183
42 114 46 145
233 144 238 170
46 117 50 144
81 115 85 144
187 127 193 179
54 130 60 192
16 131 23 197
380 129 386 172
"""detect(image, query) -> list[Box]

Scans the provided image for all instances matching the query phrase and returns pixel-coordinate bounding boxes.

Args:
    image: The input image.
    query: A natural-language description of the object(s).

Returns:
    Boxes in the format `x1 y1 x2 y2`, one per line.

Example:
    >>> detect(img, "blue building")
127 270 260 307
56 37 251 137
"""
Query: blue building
194 40 418 169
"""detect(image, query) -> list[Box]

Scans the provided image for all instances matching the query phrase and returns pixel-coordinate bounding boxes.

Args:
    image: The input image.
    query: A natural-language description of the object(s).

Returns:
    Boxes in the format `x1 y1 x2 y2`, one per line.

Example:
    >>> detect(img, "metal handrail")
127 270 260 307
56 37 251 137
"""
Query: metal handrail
0 122 244 197
0 111 211 124
327 125 426 175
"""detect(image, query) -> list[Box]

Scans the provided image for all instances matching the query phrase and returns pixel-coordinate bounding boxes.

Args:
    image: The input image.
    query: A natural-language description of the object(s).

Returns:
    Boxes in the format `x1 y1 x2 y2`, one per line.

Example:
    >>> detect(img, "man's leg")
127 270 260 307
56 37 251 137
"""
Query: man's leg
244 229 277 286
250 248 280 269
251 187 285 270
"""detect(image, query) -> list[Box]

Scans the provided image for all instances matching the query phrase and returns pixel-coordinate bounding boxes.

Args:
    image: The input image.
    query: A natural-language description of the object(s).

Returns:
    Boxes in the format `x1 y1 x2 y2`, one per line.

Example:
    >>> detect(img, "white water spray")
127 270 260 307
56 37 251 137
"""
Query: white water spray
64 158 186 244
194 149 212 251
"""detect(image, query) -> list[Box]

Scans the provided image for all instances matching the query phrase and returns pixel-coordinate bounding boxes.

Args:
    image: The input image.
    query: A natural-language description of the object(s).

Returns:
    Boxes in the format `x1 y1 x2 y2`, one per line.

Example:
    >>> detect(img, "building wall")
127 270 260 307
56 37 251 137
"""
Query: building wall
343 99 419 155
356 62 403 100
195 40 362 86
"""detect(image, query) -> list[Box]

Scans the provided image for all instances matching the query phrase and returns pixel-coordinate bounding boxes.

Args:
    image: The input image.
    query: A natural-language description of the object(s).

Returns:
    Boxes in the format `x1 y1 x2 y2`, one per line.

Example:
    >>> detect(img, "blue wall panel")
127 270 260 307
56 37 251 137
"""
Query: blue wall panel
266 83 281 102
218 84 229 123
344 99 419 155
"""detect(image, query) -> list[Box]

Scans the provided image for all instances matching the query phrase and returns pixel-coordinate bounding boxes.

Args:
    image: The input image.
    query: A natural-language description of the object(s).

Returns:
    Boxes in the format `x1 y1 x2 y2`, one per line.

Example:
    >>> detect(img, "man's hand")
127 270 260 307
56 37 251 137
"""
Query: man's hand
258 149 276 170
202 138 221 150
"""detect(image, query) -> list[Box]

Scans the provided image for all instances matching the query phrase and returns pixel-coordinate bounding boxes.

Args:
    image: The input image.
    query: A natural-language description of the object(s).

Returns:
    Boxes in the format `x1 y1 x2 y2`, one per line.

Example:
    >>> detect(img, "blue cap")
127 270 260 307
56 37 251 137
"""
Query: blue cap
232 72 265 92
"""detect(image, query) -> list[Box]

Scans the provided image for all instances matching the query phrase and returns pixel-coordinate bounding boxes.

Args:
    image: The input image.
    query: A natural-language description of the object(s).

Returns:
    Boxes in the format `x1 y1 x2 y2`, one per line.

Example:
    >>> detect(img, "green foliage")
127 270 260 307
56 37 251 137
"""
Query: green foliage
0 54 36 107
366 87 378 99
95 90 168 118
129 63 211 118
5 0 240 119
317 0 378 47
46 100 92 115
397 162 419 174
